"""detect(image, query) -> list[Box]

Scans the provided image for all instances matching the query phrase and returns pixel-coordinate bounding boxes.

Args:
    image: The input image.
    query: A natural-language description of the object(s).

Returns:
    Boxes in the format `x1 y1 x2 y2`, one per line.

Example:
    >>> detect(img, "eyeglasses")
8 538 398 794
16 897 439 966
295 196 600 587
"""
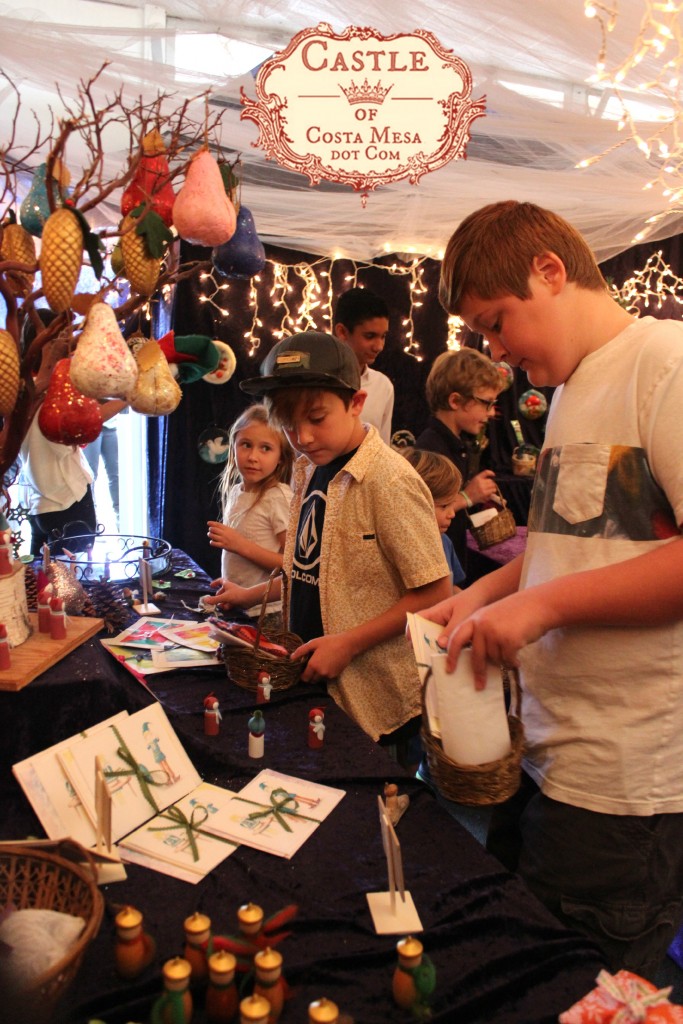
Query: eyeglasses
465 394 498 412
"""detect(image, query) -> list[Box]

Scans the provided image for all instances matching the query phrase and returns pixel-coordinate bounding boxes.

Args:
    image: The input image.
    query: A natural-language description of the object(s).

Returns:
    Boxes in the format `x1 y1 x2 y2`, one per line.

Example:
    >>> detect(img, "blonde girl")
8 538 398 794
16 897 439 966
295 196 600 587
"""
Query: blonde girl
402 447 466 591
204 404 294 624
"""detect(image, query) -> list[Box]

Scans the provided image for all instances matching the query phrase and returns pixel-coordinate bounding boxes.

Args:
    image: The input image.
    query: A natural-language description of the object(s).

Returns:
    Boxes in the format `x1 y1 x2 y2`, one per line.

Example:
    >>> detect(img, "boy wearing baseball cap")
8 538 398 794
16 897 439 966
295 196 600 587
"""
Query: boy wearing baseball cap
238 330 451 753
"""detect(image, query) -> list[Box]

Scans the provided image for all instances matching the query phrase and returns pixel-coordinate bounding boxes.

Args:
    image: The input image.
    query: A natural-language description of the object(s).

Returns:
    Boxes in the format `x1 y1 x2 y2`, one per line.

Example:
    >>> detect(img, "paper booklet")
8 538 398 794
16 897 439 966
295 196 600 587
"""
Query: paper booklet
12 711 130 850
101 617 219 678
13 703 237 883
211 769 345 860
406 612 447 737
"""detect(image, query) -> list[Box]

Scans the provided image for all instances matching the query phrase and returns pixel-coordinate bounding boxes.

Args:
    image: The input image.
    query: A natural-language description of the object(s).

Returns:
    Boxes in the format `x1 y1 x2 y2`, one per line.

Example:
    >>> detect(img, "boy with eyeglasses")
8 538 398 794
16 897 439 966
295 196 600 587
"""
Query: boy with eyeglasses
415 347 502 578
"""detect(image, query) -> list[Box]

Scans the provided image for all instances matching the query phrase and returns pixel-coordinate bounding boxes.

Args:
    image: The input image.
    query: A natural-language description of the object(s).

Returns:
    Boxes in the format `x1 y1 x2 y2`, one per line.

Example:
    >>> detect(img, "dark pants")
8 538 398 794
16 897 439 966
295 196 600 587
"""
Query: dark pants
29 486 97 556
487 771 683 977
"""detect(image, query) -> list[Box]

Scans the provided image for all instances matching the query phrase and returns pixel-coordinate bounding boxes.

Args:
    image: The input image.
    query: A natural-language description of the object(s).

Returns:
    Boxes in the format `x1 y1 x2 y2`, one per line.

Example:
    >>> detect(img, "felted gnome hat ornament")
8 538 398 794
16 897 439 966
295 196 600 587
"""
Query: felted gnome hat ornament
157 331 220 383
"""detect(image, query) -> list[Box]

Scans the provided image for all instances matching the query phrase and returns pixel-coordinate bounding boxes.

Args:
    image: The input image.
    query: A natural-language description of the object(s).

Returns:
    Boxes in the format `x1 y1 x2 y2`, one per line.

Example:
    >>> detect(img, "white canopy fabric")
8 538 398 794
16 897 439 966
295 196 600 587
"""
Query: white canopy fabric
2 0 683 263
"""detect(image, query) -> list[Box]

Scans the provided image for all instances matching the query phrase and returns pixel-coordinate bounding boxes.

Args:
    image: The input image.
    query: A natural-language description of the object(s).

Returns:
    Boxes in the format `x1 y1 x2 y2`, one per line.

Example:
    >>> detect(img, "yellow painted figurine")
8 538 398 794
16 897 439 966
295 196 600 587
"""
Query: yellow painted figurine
205 950 238 1023
114 905 156 979
151 956 193 1024
392 936 436 1019
239 993 271 1024
183 911 211 987
253 946 284 1023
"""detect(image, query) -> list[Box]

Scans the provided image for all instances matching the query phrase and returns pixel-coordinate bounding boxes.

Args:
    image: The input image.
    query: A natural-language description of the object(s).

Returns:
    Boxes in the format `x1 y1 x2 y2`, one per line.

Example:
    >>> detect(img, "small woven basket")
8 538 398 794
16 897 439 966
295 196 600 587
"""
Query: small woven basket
468 488 517 550
420 668 524 806
511 444 539 478
0 840 104 1023
221 571 303 693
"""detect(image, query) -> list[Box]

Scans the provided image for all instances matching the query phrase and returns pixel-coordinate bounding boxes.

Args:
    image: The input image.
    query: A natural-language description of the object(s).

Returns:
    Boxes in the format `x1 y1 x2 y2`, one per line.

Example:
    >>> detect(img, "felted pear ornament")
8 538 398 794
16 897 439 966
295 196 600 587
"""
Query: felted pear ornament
121 129 176 227
19 159 71 238
212 204 266 279
38 358 103 445
0 329 20 417
127 340 181 416
70 302 138 400
172 149 236 247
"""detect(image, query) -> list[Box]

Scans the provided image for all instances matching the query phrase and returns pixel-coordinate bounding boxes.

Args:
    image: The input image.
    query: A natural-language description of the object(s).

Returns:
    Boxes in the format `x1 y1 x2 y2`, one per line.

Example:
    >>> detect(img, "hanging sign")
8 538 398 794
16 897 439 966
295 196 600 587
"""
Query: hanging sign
240 23 486 203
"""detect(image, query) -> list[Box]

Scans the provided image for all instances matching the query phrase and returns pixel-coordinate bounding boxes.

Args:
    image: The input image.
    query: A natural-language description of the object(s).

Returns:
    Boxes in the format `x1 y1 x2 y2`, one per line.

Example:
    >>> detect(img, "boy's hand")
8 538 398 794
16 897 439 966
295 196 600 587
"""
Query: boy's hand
202 578 250 609
207 520 245 554
444 590 549 688
291 633 354 682
466 470 498 505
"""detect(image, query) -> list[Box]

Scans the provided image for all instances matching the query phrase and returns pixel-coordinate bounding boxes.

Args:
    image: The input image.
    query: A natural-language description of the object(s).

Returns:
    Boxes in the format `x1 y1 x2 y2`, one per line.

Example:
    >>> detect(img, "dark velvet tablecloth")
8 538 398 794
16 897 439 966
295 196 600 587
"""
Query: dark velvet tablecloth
0 550 607 1024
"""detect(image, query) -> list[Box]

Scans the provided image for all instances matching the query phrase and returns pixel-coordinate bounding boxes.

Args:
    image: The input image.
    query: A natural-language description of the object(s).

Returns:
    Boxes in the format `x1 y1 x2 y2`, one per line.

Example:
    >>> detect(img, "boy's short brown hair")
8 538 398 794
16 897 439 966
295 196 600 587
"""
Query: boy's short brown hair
265 386 354 429
401 447 462 502
439 200 607 315
425 348 502 413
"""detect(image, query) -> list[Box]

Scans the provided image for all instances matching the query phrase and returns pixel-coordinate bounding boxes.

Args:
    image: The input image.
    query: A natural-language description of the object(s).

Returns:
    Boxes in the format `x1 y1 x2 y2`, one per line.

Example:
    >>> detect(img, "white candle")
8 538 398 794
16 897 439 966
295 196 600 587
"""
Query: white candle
430 650 512 766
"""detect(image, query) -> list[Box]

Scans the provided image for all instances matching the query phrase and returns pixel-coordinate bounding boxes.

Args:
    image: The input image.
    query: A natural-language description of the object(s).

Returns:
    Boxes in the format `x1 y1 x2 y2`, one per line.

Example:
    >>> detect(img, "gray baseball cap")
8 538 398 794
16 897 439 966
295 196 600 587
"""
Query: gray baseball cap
240 330 361 395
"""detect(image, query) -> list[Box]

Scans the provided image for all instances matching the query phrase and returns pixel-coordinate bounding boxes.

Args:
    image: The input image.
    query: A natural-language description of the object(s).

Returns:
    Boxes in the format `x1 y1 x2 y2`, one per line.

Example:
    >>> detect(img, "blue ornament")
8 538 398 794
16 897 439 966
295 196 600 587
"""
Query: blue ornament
518 388 548 420
212 204 266 279
20 164 70 238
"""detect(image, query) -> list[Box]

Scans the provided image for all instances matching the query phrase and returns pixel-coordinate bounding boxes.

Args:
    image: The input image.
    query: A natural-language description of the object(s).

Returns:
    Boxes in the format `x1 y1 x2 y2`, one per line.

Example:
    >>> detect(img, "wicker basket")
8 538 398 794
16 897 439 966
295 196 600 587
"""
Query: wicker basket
511 444 539 478
0 840 104 1023
420 668 524 806
221 571 303 693
468 489 517 550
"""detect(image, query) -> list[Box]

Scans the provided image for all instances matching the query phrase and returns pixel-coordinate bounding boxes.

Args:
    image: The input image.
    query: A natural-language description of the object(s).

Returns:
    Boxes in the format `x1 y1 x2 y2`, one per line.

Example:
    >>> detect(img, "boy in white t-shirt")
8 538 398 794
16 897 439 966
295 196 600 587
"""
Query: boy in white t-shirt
420 200 683 977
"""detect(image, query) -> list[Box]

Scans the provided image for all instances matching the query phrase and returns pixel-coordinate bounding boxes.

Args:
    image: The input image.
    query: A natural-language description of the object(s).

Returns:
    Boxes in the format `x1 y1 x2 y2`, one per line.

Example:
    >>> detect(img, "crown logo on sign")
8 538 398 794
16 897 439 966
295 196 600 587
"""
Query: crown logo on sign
339 79 393 106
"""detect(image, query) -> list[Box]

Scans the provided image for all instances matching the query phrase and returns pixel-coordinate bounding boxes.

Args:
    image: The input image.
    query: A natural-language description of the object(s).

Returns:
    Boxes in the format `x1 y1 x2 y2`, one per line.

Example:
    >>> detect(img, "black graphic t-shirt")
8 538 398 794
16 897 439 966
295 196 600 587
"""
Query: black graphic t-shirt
290 448 357 643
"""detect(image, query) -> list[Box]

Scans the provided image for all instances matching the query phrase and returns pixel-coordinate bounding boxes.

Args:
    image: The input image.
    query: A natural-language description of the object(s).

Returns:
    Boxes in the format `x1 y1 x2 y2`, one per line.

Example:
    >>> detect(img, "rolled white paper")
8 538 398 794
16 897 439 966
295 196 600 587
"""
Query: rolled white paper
430 650 512 766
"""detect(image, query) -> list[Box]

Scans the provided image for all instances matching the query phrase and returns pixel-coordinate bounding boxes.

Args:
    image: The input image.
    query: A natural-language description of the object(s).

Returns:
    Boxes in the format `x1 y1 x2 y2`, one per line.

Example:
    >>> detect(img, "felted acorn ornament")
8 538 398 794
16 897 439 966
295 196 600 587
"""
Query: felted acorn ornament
0 219 37 298
70 302 138 400
39 207 83 312
172 149 236 247
127 340 182 415
212 204 265 279
121 129 176 227
19 160 71 238
38 358 103 445
0 329 20 417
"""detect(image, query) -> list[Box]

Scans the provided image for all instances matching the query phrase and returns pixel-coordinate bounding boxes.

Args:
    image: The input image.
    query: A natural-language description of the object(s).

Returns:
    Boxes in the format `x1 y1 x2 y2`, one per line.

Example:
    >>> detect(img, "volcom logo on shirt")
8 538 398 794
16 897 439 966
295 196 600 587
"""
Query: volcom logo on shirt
294 488 325 572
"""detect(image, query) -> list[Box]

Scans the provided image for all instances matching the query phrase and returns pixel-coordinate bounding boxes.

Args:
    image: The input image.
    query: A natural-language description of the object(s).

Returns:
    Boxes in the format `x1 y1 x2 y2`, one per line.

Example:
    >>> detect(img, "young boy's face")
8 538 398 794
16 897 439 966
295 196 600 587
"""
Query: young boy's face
450 387 499 438
459 266 573 388
434 492 459 533
335 317 389 372
280 390 367 466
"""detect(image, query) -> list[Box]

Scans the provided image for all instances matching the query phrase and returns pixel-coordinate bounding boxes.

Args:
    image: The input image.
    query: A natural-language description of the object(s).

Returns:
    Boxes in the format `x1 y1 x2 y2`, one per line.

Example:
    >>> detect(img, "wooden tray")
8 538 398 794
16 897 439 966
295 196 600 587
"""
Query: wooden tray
0 613 104 692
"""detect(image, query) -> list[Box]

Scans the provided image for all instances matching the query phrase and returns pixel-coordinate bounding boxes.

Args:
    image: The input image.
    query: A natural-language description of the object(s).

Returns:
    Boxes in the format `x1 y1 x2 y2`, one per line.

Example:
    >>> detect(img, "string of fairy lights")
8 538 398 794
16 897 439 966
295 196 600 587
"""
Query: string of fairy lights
198 255 462 359
197 246 683 359
582 1 683 244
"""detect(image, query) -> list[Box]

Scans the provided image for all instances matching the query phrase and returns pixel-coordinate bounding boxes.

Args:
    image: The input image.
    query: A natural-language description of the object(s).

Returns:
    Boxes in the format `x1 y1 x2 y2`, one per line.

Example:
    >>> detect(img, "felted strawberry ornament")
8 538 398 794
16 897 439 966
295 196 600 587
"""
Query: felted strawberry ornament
38 358 103 445
121 129 176 227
